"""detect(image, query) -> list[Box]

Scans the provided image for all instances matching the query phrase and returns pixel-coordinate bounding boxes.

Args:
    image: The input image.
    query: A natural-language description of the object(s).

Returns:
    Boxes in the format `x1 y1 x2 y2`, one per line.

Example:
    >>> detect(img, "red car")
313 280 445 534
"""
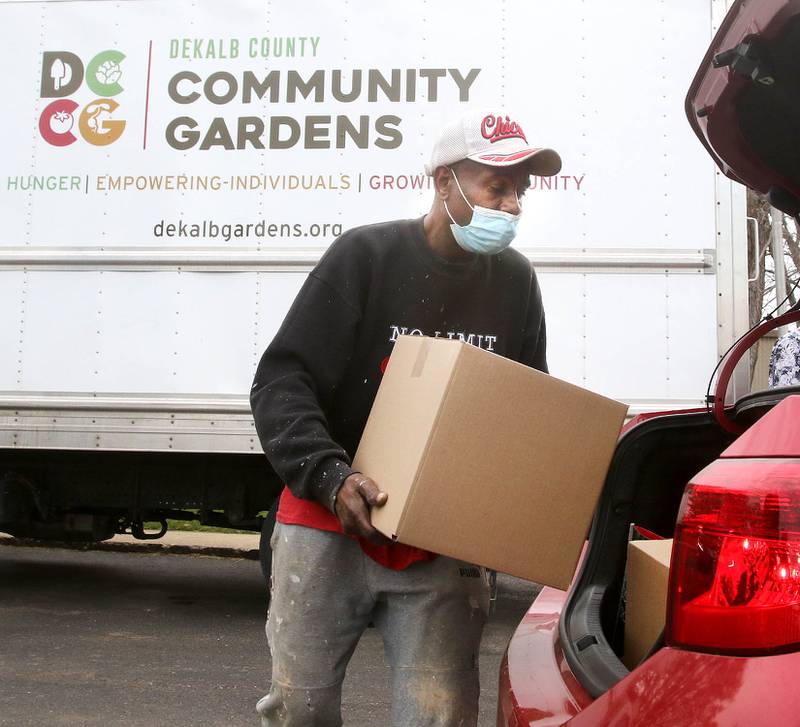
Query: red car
498 1 800 725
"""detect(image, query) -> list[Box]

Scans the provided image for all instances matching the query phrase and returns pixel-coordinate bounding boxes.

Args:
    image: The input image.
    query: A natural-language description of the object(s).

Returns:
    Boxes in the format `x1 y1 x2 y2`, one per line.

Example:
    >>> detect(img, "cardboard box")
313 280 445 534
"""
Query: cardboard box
623 538 674 669
352 335 629 588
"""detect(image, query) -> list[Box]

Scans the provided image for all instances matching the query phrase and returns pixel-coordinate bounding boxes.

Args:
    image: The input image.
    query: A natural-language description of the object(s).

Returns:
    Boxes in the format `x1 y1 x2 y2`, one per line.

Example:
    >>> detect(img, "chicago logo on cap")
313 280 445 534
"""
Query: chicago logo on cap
480 114 528 145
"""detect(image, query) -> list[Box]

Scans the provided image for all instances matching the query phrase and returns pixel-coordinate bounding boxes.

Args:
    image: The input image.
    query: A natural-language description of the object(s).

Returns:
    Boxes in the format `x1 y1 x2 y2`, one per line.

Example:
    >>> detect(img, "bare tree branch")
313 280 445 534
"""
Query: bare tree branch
786 267 797 308
747 190 772 378
783 217 800 274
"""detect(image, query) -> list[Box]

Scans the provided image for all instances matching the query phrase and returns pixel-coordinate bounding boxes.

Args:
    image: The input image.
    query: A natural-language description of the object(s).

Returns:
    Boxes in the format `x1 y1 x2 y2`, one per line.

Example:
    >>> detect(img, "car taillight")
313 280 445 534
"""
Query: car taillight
666 458 800 655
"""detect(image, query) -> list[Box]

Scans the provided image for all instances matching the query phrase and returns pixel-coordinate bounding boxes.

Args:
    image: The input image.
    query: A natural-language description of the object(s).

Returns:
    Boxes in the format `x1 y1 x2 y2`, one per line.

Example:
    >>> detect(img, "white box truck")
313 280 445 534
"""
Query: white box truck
0 0 749 571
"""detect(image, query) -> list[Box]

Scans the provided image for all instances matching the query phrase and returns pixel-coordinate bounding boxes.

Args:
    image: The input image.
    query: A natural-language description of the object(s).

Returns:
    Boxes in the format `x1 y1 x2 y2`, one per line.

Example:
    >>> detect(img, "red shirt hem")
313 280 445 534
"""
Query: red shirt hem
276 486 436 571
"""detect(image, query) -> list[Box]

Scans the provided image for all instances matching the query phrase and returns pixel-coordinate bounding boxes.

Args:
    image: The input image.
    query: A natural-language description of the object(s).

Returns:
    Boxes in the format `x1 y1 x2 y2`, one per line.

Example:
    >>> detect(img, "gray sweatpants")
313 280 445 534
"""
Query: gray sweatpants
256 522 490 727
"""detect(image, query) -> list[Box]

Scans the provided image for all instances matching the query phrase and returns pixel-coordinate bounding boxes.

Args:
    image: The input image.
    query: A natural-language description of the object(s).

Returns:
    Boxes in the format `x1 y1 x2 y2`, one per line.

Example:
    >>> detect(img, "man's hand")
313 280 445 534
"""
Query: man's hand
334 473 390 545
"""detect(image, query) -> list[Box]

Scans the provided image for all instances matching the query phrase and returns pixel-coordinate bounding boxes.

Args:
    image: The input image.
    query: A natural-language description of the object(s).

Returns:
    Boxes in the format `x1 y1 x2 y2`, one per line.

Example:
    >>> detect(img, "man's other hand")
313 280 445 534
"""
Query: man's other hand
334 474 390 545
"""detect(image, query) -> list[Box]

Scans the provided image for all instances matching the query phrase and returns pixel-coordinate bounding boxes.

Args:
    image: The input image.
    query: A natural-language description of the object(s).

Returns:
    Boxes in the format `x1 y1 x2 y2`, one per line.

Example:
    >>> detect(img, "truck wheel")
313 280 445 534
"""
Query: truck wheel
258 499 278 588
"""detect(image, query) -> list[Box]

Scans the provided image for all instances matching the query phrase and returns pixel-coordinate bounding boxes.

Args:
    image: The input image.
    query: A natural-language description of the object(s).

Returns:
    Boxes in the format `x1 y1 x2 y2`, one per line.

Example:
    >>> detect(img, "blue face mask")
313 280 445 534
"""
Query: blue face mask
443 168 520 255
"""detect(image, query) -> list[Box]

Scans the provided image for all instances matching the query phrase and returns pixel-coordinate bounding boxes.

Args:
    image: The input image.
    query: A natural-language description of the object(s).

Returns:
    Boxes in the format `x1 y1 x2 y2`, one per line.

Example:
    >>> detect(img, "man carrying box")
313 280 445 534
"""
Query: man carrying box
251 110 562 727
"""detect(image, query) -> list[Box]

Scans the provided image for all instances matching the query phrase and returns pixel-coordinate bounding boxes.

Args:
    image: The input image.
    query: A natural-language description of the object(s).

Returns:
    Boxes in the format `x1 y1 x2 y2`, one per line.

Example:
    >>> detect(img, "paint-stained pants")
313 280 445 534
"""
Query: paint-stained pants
256 522 490 727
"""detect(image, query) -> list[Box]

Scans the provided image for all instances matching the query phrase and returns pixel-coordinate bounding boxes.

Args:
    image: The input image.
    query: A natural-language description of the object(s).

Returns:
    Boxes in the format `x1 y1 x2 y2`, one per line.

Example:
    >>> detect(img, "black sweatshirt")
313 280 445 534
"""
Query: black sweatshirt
250 216 547 513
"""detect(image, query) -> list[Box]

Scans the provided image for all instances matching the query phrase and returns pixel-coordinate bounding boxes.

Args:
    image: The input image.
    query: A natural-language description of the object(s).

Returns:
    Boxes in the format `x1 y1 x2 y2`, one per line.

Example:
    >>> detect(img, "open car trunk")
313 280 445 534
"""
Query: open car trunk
558 388 800 698
559 0 800 699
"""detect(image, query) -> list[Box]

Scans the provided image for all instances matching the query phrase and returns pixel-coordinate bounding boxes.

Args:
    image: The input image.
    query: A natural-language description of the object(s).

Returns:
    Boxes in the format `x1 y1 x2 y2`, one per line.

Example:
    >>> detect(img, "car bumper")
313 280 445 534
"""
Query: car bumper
498 587 800 726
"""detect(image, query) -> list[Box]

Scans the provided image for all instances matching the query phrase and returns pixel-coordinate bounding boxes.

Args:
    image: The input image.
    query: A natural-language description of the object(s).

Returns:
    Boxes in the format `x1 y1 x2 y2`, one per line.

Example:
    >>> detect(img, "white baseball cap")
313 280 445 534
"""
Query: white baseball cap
424 111 562 177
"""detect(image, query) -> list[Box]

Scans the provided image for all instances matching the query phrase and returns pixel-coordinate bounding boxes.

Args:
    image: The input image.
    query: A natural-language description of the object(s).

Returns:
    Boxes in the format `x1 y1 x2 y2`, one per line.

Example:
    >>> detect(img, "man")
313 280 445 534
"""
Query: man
250 110 561 726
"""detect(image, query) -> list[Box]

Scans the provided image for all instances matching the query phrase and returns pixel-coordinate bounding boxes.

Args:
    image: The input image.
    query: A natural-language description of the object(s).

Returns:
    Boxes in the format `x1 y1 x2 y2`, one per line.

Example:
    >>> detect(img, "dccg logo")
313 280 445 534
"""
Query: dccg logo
39 50 126 147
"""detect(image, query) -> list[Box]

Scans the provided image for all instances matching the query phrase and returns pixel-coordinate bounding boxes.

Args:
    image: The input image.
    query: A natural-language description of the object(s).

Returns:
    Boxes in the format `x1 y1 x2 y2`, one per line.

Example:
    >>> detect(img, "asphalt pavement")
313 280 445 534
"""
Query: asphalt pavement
0 533 540 727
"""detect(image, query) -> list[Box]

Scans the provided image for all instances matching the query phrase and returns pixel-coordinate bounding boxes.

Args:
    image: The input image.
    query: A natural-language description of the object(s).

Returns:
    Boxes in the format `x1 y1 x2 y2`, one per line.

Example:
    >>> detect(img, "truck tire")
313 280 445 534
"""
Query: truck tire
258 499 278 588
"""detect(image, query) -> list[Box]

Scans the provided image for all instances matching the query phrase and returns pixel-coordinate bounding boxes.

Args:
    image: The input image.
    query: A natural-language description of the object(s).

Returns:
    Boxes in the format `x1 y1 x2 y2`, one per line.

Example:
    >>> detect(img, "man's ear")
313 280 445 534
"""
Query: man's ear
433 166 452 200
